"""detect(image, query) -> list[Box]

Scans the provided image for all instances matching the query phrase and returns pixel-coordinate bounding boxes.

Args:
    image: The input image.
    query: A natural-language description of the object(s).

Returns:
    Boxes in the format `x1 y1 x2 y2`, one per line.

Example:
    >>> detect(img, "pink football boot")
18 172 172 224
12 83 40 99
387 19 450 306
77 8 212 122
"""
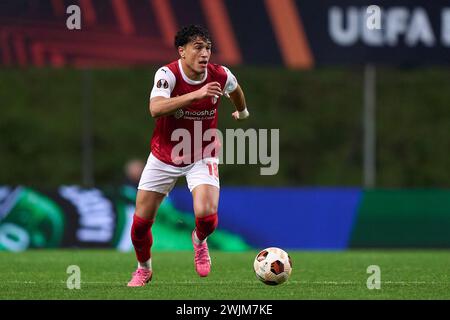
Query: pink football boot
192 230 211 277
127 268 152 287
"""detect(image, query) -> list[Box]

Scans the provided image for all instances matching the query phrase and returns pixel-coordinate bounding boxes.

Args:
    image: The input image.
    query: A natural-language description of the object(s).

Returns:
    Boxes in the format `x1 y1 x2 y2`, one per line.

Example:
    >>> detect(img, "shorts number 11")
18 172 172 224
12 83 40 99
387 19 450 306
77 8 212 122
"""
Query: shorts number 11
206 162 219 178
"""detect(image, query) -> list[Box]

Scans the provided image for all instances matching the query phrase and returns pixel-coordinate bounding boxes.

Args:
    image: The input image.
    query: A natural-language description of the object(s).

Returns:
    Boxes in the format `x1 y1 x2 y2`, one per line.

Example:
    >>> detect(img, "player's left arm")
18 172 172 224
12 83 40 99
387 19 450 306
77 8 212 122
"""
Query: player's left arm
222 66 249 121
228 84 249 121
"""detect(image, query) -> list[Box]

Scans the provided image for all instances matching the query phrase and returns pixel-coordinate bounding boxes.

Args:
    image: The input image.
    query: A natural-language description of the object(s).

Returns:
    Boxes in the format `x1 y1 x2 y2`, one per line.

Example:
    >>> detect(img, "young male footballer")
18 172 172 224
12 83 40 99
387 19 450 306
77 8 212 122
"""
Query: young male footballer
127 25 249 286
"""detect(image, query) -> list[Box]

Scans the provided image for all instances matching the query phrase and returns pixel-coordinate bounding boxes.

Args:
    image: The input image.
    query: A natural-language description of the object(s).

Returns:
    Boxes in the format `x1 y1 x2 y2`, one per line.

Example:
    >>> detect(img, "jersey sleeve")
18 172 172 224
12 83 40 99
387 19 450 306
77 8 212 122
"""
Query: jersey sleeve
222 66 238 96
150 67 176 99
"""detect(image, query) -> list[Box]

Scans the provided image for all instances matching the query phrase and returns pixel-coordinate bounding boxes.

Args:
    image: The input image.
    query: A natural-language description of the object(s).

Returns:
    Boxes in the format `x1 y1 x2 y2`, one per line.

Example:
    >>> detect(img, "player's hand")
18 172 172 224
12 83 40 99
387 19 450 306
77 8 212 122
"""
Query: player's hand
194 82 223 100
231 111 241 121
231 110 249 121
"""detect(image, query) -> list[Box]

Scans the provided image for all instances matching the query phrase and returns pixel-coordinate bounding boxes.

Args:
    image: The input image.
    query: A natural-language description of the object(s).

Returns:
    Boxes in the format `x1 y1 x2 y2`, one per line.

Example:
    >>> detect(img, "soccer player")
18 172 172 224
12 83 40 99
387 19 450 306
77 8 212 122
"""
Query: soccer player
127 25 249 287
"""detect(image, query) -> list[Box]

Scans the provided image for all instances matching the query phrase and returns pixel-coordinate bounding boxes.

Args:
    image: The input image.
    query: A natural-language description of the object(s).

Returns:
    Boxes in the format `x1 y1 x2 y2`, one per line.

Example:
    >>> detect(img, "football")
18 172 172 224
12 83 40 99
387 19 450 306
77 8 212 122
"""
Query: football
253 247 292 285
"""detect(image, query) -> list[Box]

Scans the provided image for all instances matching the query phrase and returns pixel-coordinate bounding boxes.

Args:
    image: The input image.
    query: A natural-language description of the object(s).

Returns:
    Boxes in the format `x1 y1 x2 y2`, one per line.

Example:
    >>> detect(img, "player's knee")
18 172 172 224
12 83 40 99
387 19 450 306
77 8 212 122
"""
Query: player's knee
135 203 157 220
194 201 218 217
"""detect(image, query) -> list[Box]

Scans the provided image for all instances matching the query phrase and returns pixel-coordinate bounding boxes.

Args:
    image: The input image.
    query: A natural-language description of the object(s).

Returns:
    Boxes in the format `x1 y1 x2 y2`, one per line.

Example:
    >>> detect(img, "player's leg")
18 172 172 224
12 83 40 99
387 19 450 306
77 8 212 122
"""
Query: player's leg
128 154 179 287
128 190 164 287
130 191 164 266
191 185 219 277
192 184 219 240
186 158 220 277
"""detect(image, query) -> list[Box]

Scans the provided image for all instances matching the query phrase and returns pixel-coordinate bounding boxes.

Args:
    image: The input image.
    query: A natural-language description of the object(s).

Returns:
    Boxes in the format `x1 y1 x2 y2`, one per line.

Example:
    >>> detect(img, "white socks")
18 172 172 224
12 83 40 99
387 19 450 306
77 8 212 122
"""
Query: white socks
193 230 206 245
138 258 152 270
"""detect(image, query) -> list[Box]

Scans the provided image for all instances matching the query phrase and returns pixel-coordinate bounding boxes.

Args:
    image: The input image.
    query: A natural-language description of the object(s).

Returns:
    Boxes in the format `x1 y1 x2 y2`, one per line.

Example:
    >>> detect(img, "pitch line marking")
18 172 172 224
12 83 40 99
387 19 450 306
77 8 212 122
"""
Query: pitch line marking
2 280 449 285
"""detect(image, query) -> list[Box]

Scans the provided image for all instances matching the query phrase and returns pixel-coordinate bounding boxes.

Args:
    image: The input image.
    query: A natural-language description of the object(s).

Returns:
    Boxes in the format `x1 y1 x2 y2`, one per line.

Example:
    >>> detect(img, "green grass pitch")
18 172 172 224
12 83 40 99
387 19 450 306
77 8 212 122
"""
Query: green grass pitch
0 250 449 299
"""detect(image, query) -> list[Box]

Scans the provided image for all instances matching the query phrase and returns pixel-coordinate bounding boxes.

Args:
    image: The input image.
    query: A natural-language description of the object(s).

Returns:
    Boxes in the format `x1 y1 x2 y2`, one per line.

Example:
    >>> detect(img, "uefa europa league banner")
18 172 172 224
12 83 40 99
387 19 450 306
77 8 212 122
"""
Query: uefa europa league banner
0 185 250 252
3 0 450 68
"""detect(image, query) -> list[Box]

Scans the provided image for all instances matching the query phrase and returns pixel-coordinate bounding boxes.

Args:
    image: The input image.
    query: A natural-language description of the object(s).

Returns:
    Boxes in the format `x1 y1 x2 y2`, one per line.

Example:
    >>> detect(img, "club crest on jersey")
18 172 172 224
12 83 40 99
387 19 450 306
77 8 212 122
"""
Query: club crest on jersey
157 79 169 89
174 109 184 119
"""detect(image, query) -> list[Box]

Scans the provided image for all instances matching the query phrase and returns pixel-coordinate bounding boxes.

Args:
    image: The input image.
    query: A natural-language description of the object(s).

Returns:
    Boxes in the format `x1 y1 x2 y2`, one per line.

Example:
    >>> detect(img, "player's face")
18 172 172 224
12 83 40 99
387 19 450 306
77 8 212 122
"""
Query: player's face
180 37 212 74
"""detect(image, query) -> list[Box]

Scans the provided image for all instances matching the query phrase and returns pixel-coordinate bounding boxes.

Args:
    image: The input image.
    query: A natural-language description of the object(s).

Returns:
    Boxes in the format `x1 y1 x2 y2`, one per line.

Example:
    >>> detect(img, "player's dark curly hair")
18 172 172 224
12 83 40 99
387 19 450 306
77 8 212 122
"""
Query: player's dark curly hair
174 25 211 48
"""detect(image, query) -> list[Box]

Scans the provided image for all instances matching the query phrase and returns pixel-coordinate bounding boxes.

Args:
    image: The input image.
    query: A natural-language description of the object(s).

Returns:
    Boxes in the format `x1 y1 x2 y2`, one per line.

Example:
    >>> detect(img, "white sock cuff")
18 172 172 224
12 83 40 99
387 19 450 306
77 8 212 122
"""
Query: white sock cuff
193 230 206 244
138 258 152 270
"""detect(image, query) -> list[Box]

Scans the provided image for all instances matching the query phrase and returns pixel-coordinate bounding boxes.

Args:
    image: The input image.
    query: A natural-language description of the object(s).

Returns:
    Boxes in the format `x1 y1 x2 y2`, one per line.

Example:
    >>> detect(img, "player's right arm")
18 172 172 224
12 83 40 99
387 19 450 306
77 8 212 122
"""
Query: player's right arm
150 83 222 118
149 67 222 118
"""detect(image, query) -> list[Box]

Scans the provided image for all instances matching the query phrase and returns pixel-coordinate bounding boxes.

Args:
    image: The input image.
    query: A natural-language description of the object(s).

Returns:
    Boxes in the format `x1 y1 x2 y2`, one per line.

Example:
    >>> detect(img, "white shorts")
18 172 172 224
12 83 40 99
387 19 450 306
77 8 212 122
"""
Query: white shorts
138 153 220 195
